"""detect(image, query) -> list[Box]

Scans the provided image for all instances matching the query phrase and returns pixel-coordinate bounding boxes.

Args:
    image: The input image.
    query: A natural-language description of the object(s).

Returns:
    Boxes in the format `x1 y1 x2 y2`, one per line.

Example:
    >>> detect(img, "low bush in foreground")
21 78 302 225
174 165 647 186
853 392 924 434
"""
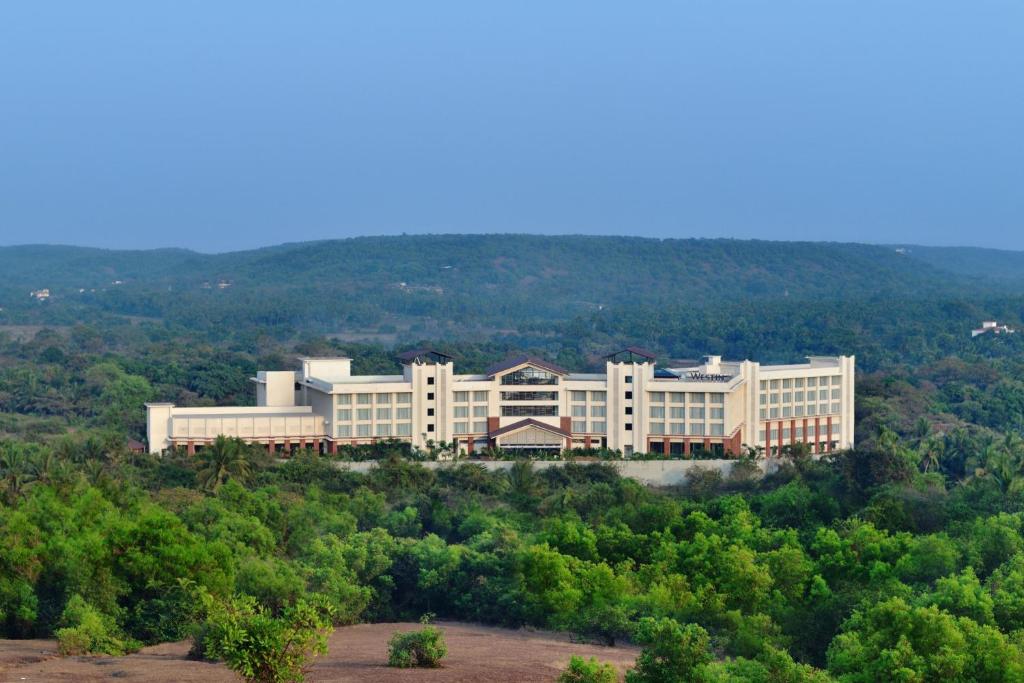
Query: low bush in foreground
191 591 333 683
55 595 139 656
387 616 448 668
559 655 619 683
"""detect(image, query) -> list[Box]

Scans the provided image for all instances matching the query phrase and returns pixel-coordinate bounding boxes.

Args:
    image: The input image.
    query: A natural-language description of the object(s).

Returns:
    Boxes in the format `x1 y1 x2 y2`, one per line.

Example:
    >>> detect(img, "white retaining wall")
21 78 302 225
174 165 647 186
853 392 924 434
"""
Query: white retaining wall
332 458 784 487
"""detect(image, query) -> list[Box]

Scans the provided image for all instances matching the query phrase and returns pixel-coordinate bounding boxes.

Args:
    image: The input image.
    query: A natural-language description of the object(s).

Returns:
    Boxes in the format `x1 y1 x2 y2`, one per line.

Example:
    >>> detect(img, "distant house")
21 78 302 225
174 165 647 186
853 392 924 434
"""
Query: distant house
30 289 50 300
972 320 1016 337
126 438 147 454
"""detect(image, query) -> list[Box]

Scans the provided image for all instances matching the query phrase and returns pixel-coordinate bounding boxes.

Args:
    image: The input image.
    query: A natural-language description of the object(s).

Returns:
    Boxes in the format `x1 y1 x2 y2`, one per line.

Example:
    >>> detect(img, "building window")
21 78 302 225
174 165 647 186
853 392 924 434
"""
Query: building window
427 376 435 385
710 423 724 436
473 420 488 433
832 389 841 400
337 409 351 421
337 394 352 405
710 393 724 404
336 425 351 437
427 423 434 432
832 403 841 414
807 377 817 387
770 380 780 389
760 409 767 419
625 391 633 400
454 406 469 418
501 405 559 417
396 407 411 420
691 423 705 436
650 406 665 418
356 424 371 437
396 423 412 436
592 421 606 433
376 407 391 420
397 393 412 403
427 408 435 416
670 422 686 435
795 406 804 417
783 392 792 403
689 393 705 404
710 407 724 419
669 392 684 403
572 420 587 433
795 391 804 401
783 378 792 388
572 405 586 417
591 391 606 402
795 378 804 388
760 394 767 405
625 406 633 415
427 392 435 400
357 408 371 421
782 406 792 418
625 376 633 383
819 390 828 400
591 405 606 417
500 391 558 401
690 407 705 419
473 405 487 417
571 391 587 402
501 368 559 385
650 392 664 402
473 391 489 402
454 422 469 434
649 422 665 435
376 423 392 437
770 394 779 404
357 393 371 405
770 408 779 418
376 393 391 404
454 391 468 402
625 423 633 431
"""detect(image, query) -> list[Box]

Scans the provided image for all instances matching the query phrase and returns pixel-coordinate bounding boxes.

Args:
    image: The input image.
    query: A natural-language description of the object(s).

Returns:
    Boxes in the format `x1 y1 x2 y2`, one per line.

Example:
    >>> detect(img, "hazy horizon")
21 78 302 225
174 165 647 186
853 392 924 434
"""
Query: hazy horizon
2 3 1022 251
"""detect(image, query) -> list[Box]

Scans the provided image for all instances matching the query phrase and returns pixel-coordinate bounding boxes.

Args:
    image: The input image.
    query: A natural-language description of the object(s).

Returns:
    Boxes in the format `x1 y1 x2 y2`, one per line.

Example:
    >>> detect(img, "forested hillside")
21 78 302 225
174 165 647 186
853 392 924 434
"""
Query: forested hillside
3 236 1020 335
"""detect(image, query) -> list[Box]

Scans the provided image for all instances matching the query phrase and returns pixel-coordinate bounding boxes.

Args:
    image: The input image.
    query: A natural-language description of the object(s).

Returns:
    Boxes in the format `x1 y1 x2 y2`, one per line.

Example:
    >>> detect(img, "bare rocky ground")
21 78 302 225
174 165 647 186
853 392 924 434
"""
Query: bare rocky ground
0 621 640 682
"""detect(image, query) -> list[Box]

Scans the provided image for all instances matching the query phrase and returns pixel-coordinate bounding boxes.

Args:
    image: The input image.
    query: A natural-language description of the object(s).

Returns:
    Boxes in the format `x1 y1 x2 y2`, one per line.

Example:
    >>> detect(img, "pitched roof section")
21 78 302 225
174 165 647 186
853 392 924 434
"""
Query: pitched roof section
484 355 569 377
604 346 657 363
396 348 453 364
489 418 571 439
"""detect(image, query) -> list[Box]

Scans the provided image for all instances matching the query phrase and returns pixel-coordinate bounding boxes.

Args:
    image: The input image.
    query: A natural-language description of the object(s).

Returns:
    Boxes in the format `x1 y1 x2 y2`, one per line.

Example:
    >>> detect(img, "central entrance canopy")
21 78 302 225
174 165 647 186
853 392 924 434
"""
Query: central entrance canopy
491 418 570 455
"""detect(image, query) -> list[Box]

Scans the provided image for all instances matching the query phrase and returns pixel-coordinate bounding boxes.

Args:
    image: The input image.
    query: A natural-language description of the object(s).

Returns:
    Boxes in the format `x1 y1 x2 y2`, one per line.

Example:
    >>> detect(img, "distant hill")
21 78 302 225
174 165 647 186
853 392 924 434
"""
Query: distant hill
1 235 1022 338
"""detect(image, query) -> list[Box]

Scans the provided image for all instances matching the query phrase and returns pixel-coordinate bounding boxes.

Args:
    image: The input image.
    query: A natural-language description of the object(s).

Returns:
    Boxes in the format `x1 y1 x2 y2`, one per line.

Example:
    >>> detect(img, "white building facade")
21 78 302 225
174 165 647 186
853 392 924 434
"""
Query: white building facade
146 348 855 457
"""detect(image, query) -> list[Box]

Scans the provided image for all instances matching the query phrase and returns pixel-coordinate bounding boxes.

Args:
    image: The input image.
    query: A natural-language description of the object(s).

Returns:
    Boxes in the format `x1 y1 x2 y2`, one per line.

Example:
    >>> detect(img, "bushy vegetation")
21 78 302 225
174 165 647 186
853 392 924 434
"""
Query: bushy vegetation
386 615 447 668
559 655 619 683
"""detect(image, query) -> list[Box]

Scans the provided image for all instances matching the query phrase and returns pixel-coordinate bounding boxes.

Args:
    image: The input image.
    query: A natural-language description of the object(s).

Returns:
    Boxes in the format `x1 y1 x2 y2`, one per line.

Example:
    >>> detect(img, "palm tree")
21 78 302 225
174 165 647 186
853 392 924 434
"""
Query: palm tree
917 435 945 473
193 436 254 492
1 447 36 503
506 459 539 501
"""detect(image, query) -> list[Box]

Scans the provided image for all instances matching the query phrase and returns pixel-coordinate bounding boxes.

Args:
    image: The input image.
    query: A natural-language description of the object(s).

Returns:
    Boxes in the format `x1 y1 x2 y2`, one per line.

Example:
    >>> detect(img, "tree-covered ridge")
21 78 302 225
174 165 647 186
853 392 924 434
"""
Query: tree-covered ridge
3 236 1022 337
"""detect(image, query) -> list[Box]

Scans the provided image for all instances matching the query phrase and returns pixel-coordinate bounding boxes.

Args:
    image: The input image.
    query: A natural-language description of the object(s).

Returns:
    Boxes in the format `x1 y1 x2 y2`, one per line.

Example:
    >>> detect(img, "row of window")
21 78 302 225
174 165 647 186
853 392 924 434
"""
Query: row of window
570 420 608 433
648 406 724 419
571 405 607 417
337 392 413 406
453 391 490 402
649 423 726 436
337 407 413 421
453 421 491 434
500 391 558 401
760 423 838 440
761 389 842 404
760 403 841 419
337 423 414 438
501 405 559 417
453 405 488 418
760 376 841 390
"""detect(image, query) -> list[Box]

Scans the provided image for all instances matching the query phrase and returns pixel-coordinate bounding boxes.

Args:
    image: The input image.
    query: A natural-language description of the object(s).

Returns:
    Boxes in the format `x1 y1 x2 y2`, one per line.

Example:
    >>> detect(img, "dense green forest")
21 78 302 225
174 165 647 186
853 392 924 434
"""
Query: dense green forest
4 235 1024 680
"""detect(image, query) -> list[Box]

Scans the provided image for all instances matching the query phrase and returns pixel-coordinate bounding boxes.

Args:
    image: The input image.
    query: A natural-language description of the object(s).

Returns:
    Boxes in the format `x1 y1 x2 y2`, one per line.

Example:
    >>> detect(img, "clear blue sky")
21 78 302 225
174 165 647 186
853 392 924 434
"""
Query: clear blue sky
1 2 1022 252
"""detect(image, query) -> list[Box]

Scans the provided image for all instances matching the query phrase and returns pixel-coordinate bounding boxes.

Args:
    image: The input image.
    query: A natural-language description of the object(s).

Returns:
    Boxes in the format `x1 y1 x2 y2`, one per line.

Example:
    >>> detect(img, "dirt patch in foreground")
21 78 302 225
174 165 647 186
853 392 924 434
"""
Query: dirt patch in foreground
0 621 640 682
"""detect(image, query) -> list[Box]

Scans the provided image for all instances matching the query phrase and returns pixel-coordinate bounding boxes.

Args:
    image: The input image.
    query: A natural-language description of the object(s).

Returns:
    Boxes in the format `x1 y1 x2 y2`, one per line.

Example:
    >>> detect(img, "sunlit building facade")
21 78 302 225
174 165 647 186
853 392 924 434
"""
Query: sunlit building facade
146 349 855 457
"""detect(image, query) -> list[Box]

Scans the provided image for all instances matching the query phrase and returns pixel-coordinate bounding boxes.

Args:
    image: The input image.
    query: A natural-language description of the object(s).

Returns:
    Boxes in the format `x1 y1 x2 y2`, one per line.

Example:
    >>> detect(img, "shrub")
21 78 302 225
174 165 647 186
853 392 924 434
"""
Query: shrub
559 655 618 683
55 594 138 656
625 617 712 683
387 615 447 668
193 592 333 683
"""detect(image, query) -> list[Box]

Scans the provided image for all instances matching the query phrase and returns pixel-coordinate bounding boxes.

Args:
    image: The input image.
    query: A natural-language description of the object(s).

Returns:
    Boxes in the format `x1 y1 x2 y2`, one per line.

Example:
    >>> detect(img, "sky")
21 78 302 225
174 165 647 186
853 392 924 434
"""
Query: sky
1 2 1023 253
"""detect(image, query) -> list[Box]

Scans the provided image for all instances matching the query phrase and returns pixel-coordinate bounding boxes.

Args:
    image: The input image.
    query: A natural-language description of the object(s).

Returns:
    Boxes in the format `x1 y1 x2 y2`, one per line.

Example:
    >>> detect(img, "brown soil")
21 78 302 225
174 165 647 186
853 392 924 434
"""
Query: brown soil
0 622 639 682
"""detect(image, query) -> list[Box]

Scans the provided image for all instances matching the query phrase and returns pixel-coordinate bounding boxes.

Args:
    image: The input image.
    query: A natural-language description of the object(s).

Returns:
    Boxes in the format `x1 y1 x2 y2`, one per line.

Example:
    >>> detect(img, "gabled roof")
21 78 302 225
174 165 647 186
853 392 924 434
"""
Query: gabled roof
490 418 571 439
396 348 453 364
484 355 569 377
604 346 657 362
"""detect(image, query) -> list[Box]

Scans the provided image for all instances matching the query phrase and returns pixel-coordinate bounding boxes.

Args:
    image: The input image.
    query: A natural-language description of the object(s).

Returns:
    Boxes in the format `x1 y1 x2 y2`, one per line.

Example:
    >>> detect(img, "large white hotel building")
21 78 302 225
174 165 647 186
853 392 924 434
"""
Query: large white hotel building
146 349 855 458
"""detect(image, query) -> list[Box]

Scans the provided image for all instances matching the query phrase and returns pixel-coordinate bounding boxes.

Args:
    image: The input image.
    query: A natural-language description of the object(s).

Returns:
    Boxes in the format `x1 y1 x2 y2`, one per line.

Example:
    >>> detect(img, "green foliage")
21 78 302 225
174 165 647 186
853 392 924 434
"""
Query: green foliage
626 617 712 683
55 594 138 656
193 591 333 683
559 655 619 683
386 616 448 668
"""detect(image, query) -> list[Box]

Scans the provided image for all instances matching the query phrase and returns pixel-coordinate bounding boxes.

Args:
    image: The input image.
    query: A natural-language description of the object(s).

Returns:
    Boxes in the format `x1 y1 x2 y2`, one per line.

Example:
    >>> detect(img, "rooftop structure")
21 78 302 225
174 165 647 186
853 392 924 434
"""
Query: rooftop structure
972 320 1016 337
147 349 855 458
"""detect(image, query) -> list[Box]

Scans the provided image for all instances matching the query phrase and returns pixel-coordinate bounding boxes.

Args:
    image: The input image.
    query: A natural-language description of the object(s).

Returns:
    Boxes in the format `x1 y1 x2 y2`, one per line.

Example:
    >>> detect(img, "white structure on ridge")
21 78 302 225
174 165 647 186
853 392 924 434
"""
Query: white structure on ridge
147 349 855 458
972 321 1016 337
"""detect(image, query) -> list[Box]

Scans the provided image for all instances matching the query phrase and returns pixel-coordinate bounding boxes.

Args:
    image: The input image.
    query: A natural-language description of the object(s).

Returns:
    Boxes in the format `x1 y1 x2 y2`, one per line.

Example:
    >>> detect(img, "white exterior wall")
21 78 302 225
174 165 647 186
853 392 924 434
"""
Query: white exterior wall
145 353 856 456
